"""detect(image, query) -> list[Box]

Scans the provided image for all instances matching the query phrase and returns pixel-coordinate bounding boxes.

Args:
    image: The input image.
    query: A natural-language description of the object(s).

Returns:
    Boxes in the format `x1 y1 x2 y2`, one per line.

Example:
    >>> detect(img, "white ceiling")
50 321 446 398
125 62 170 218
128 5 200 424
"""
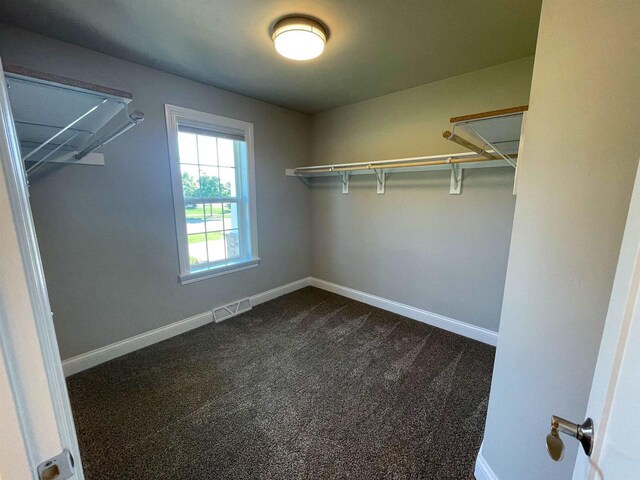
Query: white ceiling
0 0 542 114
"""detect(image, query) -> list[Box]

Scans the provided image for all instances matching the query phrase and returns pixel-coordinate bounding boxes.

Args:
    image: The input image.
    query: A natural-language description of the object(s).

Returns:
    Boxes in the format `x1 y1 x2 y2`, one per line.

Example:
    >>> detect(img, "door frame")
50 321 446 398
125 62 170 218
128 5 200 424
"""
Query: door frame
572 155 640 479
0 57 84 477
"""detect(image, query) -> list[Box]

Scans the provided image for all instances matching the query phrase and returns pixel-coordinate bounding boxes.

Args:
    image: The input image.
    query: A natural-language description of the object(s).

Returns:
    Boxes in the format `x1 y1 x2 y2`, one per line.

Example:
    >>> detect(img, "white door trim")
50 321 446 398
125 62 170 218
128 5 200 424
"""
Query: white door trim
474 444 500 480
0 57 84 477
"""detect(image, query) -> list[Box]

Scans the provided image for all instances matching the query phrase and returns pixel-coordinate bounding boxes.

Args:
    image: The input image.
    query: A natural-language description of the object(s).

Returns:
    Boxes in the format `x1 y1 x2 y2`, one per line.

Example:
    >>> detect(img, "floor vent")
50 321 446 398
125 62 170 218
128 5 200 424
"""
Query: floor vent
213 298 252 323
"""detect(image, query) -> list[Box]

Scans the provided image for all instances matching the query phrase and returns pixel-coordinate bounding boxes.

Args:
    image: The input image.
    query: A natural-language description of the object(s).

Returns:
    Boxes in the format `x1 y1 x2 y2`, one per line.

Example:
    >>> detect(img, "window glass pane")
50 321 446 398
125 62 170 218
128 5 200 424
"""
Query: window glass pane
218 167 236 197
185 203 206 234
198 165 221 199
197 135 218 165
218 138 236 167
188 233 208 265
223 202 239 230
178 132 198 164
171 108 255 277
207 231 226 262
180 164 201 200
224 229 241 258
204 202 224 232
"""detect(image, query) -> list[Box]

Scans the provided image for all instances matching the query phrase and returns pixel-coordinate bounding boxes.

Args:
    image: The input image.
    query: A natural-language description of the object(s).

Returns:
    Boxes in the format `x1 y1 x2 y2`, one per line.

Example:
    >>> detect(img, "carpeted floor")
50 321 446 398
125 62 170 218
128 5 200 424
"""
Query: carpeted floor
67 287 495 479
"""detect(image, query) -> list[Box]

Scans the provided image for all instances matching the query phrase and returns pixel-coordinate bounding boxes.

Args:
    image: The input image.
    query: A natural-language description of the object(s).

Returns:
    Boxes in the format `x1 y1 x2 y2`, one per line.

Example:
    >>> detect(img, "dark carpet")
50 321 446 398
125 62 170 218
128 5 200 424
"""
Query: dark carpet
67 287 494 479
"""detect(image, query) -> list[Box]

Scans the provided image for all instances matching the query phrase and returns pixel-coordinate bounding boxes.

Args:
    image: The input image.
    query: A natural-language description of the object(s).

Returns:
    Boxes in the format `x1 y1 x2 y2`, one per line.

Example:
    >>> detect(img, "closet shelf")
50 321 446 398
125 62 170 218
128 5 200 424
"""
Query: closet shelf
4 66 144 176
286 105 527 195
444 105 527 168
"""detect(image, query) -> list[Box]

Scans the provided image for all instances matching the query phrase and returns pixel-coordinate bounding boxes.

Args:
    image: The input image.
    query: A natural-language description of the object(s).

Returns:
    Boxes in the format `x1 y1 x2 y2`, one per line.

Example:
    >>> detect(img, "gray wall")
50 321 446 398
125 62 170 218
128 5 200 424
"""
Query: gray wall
481 1 640 478
310 58 534 331
1 26 535 359
0 26 312 359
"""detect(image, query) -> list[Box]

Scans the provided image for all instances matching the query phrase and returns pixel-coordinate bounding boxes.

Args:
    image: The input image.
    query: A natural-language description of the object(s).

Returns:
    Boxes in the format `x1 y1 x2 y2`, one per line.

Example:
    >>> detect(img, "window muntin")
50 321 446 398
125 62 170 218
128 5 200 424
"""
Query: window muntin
178 129 243 267
165 105 258 283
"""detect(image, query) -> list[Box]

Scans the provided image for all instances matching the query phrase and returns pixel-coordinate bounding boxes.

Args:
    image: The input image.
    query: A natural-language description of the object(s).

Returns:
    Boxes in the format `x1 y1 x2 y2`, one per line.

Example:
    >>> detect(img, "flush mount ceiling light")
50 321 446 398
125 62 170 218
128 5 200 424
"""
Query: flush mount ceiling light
272 16 327 61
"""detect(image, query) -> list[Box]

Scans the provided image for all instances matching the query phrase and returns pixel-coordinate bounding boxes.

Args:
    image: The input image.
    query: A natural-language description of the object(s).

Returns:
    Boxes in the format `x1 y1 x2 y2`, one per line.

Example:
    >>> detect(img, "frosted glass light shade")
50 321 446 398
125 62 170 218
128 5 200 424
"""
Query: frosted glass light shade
272 17 327 61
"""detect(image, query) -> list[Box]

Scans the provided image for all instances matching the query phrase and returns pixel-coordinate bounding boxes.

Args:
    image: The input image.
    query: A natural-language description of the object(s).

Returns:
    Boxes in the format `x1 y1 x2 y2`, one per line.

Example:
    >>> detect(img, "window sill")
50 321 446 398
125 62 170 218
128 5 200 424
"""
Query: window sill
179 257 260 285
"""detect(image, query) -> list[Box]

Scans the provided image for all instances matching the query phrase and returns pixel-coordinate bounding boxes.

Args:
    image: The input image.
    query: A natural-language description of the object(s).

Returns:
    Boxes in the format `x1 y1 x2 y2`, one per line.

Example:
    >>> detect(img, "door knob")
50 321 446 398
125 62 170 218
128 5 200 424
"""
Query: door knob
546 415 594 462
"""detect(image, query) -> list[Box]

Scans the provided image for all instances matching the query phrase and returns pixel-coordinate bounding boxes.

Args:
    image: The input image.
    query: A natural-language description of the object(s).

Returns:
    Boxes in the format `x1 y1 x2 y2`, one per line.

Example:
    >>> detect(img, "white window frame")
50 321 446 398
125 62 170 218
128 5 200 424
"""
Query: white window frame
165 104 259 284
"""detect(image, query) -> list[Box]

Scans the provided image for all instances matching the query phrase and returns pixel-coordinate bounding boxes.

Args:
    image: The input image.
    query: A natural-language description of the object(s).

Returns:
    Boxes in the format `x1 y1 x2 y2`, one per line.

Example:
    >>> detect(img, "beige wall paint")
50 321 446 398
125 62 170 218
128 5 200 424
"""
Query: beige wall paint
481 1 640 479
309 58 534 332
311 57 534 165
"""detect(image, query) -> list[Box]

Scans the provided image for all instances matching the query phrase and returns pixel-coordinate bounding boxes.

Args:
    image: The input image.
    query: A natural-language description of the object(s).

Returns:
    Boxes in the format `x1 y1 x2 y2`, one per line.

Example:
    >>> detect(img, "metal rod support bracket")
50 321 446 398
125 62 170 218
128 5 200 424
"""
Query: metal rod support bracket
373 168 385 194
338 171 349 194
462 122 517 169
74 109 144 160
450 162 462 194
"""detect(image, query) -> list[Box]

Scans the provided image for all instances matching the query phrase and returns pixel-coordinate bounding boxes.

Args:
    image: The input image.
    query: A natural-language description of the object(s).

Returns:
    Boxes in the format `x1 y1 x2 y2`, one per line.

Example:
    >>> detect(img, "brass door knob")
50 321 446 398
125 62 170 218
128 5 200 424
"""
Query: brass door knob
546 415 594 462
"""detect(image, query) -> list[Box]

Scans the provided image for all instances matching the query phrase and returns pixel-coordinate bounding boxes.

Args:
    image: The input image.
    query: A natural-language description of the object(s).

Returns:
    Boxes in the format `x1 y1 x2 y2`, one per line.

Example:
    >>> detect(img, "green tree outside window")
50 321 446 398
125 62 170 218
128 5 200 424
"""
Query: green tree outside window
182 172 231 200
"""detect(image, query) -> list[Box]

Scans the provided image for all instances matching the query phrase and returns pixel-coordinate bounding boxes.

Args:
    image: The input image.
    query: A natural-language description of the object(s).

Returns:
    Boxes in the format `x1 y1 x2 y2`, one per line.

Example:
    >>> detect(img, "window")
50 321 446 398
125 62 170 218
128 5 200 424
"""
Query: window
165 105 258 284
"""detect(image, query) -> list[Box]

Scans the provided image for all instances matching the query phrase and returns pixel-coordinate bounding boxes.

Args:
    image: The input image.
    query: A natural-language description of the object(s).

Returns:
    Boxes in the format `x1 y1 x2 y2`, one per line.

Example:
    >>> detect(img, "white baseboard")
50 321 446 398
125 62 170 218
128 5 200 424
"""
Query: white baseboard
309 277 498 346
61 310 214 376
474 447 500 480
250 277 311 306
62 276 497 376
62 277 312 376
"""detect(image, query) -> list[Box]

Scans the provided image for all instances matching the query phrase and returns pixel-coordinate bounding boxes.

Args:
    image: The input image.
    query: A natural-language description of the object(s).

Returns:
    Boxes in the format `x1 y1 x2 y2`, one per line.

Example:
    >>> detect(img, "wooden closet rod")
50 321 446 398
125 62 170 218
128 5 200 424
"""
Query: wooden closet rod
442 130 495 159
294 155 507 174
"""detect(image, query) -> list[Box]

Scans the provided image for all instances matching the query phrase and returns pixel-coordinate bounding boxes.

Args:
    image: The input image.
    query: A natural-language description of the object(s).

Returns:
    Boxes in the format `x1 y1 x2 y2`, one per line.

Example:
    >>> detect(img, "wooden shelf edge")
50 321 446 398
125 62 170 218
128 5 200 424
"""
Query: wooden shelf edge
450 105 528 123
4 65 133 100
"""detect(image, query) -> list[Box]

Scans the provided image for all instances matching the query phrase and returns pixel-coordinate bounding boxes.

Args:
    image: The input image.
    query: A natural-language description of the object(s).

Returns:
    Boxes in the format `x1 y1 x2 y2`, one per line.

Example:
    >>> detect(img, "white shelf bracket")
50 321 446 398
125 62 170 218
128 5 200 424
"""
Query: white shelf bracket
450 162 462 194
463 122 517 169
337 171 350 194
22 98 109 163
298 175 311 187
513 111 527 196
287 169 311 186
26 131 82 176
373 168 385 194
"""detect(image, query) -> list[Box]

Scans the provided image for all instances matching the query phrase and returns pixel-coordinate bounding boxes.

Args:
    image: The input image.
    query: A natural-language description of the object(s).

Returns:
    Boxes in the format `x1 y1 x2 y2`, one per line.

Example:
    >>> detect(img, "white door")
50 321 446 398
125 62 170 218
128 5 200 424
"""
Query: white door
571 156 640 480
0 58 84 479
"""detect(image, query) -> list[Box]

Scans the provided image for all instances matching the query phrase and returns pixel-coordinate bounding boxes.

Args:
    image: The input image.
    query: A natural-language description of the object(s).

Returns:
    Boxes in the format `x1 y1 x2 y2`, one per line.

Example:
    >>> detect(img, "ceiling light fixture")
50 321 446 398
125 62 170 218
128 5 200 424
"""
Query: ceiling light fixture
272 16 327 61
